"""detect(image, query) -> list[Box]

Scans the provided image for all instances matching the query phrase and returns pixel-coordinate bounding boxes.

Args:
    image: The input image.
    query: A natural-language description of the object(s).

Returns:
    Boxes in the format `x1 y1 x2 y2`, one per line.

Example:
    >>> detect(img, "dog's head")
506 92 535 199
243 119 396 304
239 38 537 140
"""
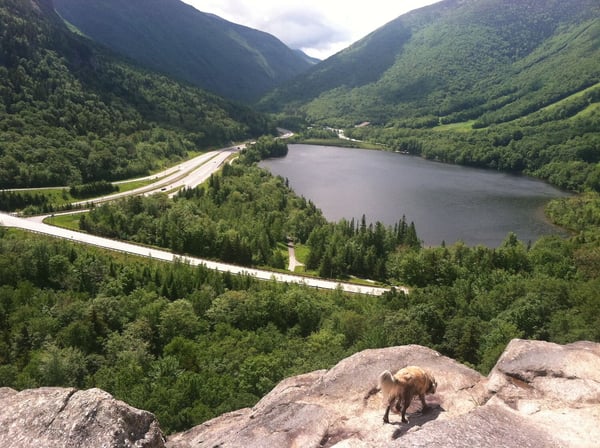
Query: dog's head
426 373 437 394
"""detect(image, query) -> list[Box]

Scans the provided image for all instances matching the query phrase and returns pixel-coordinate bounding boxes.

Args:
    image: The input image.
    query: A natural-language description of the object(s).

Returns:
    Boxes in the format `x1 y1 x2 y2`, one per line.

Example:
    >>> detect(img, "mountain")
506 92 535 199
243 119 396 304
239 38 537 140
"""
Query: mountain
52 0 317 103
259 0 599 194
261 0 599 127
0 0 271 188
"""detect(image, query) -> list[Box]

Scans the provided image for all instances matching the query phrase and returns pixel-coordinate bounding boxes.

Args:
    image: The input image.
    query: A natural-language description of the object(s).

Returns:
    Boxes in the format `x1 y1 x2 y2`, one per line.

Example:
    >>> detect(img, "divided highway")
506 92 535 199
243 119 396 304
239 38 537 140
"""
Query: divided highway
0 146 400 296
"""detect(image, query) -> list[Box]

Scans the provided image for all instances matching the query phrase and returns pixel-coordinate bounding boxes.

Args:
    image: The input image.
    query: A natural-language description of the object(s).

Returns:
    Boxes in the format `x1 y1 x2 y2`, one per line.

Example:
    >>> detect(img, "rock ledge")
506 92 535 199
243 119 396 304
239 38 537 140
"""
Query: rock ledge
167 339 600 448
2 339 599 448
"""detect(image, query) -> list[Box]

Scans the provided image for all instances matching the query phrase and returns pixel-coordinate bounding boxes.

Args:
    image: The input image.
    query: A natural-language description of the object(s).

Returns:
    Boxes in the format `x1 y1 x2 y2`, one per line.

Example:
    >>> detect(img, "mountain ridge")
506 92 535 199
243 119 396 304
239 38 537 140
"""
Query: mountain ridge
53 0 316 103
0 0 271 188
260 0 599 127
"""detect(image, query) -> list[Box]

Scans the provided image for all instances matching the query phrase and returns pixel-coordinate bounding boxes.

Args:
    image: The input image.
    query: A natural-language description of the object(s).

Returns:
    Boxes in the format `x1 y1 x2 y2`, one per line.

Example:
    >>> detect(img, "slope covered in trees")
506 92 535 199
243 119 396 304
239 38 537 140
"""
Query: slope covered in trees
265 0 599 193
262 0 599 127
53 0 316 103
0 0 271 188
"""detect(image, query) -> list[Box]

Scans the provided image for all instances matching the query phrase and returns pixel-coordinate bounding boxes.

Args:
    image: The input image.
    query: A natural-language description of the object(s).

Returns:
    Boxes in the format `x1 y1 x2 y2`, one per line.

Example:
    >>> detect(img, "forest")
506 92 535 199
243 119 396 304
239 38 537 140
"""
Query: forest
0 0 271 188
0 191 598 434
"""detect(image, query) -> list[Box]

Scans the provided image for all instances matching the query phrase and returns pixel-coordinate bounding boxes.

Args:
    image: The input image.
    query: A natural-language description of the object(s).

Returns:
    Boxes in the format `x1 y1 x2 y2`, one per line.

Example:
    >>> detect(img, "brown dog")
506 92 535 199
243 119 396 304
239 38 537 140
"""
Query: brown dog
377 366 437 424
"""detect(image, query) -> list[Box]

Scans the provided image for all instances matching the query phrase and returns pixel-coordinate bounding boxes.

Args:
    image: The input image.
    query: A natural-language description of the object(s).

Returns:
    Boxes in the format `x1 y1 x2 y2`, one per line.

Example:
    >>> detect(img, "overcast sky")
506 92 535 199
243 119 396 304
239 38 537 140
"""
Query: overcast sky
181 0 442 60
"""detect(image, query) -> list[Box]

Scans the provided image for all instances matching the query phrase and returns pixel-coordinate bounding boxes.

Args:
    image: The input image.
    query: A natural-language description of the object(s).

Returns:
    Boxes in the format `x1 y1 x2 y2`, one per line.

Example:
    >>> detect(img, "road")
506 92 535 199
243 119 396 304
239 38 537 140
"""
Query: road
0 145 401 295
287 242 305 272
71 146 242 206
0 212 394 295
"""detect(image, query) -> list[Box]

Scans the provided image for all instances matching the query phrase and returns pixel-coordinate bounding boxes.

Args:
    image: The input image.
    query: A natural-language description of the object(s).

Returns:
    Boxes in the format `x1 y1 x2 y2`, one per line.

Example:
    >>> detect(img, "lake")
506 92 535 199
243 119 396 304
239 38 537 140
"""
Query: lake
259 144 571 247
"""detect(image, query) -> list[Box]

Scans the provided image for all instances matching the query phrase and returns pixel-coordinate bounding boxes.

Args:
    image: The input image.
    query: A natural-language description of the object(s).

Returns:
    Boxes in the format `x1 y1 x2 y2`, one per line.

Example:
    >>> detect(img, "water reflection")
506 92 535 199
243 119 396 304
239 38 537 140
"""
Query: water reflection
260 144 570 247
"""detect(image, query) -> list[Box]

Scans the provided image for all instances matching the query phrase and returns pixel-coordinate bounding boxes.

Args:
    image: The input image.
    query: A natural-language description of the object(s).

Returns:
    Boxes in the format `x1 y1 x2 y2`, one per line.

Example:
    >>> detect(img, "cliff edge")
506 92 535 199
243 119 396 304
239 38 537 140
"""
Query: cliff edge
1 339 599 447
166 339 600 448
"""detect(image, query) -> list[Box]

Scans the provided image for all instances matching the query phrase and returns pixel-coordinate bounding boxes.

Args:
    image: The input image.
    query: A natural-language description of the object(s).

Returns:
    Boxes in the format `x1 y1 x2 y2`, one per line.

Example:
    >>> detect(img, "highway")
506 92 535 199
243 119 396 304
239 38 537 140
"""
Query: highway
71 146 242 206
0 145 400 295
0 212 393 295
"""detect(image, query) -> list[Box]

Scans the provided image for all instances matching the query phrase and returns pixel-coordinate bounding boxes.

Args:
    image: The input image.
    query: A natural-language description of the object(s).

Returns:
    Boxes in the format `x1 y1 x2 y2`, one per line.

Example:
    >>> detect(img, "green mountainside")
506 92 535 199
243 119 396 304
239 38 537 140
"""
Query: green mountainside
0 0 271 188
52 0 316 103
263 0 599 193
262 0 599 127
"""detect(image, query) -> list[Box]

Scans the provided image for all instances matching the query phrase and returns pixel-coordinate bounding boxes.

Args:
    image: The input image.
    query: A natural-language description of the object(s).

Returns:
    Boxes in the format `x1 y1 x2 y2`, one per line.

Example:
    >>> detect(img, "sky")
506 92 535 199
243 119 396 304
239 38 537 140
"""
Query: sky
181 1 442 60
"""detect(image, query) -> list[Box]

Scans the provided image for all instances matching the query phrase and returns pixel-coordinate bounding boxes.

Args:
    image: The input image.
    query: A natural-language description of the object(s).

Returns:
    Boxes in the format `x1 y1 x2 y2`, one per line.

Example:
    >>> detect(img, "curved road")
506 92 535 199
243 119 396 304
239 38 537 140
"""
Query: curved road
0 145 403 296
0 212 393 295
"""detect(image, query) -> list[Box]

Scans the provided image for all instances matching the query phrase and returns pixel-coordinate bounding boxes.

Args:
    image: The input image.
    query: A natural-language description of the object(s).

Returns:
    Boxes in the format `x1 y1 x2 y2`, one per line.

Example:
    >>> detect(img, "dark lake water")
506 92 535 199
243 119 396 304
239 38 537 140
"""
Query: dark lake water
260 144 571 247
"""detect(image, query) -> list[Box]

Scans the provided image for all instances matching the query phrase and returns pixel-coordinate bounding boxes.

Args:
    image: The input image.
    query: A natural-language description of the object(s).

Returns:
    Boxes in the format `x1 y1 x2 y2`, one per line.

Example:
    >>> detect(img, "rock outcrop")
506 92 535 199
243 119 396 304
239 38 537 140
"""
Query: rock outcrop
0 387 165 448
2 339 599 447
166 339 600 448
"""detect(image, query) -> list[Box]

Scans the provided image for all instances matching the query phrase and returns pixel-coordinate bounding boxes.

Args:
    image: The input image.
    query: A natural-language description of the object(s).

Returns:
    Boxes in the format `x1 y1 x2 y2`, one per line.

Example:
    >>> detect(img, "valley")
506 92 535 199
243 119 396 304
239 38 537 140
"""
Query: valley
0 0 598 440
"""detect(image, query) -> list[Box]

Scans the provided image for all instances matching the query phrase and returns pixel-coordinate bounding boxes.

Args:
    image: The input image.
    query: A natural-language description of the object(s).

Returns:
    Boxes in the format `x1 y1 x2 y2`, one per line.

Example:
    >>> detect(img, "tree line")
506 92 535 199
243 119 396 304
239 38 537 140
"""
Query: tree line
305 215 419 281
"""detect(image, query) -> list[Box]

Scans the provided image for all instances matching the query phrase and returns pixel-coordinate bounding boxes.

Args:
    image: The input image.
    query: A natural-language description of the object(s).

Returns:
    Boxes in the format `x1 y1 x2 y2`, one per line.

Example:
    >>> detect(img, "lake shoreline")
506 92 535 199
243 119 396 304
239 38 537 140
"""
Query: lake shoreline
261 144 571 247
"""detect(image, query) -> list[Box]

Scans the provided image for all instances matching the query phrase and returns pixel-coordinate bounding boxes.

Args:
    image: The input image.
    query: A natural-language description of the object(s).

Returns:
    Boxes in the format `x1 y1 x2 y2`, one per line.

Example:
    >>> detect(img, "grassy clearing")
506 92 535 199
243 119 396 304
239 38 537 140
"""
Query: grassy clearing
541 82 599 112
44 212 85 230
294 244 310 265
21 187 74 206
298 137 384 150
115 178 156 193
432 83 599 132
572 101 599 120
433 120 477 132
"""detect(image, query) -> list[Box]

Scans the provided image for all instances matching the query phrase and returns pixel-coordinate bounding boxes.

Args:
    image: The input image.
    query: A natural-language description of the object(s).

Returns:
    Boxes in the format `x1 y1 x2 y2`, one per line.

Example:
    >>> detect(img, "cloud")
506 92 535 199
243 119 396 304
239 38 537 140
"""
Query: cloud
256 7 352 58
182 0 442 59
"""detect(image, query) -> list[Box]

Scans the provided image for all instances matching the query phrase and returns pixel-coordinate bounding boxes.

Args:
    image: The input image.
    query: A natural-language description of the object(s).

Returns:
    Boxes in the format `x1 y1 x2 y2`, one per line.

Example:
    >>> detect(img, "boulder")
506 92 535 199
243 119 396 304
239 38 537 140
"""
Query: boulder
166 340 600 448
0 387 165 448
485 339 600 448
3 340 599 447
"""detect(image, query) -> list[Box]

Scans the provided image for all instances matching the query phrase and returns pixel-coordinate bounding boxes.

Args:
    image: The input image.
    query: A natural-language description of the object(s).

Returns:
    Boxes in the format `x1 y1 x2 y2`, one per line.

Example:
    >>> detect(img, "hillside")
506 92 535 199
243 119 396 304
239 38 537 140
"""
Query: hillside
262 0 600 193
261 0 599 127
0 0 271 188
53 0 316 103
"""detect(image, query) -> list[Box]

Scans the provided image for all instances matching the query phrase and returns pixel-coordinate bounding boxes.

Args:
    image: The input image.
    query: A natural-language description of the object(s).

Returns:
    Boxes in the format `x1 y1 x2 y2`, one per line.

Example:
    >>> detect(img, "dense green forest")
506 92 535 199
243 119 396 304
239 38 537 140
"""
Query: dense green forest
53 0 315 103
1 192 598 434
343 84 600 192
0 0 271 188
